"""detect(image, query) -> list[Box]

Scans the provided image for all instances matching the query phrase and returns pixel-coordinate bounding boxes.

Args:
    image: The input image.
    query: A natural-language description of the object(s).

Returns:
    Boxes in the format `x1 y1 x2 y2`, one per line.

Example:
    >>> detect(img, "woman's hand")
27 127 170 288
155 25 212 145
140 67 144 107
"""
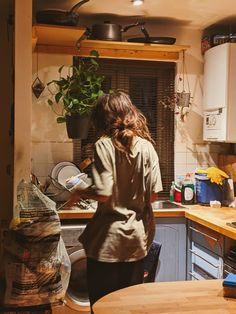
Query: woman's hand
67 190 82 207
150 192 158 203
67 187 109 208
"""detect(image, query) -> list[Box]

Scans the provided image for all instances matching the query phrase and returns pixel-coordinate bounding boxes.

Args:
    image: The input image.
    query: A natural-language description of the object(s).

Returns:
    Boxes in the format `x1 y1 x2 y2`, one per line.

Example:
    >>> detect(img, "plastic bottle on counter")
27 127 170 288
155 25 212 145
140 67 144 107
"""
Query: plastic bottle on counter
181 173 195 205
169 181 175 202
174 176 183 203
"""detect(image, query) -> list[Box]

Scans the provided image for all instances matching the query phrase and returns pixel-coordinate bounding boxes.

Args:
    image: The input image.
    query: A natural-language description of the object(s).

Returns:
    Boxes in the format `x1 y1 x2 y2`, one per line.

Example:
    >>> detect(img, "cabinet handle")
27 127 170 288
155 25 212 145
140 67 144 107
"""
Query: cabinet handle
189 249 220 269
188 271 199 280
189 226 219 242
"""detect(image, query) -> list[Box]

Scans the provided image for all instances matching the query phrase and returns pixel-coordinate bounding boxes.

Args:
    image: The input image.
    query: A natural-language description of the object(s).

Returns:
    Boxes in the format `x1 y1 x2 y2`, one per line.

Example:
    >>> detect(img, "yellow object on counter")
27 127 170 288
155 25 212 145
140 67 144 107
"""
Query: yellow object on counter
196 167 229 185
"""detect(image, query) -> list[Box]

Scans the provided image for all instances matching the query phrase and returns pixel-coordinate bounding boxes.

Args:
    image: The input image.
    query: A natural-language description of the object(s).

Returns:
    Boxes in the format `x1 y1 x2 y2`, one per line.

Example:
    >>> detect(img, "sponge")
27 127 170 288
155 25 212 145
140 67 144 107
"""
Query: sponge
223 273 236 298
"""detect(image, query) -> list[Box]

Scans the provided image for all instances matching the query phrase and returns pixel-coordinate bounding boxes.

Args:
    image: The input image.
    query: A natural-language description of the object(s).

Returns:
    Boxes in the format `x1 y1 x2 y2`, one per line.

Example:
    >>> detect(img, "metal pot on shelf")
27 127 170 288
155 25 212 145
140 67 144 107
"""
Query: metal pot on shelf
88 21 145 41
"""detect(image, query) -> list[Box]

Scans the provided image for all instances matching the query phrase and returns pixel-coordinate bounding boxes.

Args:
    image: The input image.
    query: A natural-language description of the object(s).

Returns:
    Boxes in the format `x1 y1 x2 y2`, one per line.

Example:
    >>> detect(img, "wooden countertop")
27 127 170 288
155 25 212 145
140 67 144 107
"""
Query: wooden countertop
186 205 236 240
58 204 236 240
93 279 236 314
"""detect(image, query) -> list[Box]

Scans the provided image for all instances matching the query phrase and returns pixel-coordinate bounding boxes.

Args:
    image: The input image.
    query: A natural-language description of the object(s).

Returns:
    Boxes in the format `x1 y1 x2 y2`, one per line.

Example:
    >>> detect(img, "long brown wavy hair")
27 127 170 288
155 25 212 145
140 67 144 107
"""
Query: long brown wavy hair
91 90 154 153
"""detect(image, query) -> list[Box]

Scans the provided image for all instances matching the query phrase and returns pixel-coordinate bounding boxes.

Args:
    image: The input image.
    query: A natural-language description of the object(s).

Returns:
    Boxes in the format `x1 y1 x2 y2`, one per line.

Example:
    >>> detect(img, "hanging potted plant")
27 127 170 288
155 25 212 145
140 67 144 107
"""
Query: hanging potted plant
47 50 104 139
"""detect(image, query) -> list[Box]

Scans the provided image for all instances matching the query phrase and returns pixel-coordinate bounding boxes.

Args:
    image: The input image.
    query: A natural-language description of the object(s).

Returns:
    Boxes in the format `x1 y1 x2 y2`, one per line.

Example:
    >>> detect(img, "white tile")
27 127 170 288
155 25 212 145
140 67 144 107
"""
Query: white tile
32 162 55 178
175 164 187 178
51 142 73 152
208 153 218 166
175 152 187 164
174 141 187 153
32 142 51 163
186 164 198 174
187 152 198 165
51 151 73 163
196 152 219 168
192 144 210 153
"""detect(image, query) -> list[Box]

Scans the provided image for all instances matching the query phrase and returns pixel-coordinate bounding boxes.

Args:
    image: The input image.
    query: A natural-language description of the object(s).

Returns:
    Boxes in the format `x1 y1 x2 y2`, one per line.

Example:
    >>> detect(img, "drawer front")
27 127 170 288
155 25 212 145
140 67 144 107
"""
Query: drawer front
190 242 223 279
223 263 236 278
189 264 215 280
189 221 223 256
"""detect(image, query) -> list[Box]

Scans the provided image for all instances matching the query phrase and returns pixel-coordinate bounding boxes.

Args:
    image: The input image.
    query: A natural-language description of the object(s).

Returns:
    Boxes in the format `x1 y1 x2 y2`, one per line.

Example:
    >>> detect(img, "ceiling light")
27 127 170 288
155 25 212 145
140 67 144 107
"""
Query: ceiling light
132 0 144 6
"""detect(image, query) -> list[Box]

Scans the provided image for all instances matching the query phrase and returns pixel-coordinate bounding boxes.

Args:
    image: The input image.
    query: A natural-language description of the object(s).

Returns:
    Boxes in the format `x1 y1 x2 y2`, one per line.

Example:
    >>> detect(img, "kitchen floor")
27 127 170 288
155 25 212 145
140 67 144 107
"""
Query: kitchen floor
53 305 90 314
2 304 90 314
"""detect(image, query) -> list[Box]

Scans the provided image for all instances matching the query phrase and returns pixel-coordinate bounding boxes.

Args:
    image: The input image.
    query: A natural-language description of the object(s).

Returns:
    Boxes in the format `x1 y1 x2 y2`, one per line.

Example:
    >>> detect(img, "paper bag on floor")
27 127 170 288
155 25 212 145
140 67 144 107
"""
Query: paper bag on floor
3 180 71 308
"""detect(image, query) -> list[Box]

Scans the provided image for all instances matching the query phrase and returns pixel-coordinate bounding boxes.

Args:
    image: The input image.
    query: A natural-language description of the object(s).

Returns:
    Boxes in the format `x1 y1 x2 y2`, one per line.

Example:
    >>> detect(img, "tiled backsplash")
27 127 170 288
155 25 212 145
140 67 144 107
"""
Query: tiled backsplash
31 141 74 185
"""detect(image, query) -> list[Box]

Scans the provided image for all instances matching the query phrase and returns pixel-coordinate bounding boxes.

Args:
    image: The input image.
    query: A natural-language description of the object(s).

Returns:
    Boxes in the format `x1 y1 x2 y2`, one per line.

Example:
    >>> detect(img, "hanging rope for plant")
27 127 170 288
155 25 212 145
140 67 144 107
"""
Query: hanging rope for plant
32 46 45 98
175 50 192 121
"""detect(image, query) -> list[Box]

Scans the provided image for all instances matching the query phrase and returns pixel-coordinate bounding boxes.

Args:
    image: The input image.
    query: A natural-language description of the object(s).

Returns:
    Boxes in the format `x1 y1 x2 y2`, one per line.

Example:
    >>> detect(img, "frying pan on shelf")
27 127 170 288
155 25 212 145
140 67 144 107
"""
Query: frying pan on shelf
36 0 89 26
127 26 176 44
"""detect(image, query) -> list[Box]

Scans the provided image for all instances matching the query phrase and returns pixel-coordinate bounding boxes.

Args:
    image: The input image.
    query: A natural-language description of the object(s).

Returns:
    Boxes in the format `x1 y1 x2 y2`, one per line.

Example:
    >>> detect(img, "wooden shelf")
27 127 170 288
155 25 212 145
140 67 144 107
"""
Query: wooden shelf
78 39 189 61
32 24 190 61
32 24 86 53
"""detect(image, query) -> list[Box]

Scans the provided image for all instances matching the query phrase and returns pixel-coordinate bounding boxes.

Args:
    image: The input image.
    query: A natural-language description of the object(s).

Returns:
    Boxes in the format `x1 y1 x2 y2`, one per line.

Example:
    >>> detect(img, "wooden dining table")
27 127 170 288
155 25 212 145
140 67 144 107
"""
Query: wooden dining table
93 279 236 313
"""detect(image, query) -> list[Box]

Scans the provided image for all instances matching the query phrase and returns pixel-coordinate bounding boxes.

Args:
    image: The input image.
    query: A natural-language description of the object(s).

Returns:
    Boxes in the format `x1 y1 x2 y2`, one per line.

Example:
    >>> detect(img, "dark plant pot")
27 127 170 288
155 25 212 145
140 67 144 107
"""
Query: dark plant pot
65 113 91 139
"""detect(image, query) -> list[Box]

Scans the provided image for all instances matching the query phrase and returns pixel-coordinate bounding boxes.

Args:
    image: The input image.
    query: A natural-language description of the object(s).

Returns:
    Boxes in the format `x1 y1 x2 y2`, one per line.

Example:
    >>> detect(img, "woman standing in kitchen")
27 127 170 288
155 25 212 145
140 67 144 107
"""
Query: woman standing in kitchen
68 90 162 311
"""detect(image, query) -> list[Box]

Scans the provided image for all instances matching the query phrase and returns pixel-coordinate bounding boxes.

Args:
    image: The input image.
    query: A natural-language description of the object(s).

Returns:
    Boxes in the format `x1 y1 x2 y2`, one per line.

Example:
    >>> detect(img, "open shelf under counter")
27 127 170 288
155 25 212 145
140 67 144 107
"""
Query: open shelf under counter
77 39 190 61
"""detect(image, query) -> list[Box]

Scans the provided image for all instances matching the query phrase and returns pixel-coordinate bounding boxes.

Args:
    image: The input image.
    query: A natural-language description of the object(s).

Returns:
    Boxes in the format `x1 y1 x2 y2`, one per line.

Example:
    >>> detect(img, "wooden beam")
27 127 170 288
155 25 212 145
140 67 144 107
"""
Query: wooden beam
14 0 32 215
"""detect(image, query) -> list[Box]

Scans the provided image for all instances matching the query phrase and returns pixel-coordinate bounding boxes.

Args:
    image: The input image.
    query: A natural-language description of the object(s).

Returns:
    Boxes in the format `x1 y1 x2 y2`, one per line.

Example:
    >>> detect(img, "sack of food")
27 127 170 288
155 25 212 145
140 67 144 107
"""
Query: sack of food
3 180 71 308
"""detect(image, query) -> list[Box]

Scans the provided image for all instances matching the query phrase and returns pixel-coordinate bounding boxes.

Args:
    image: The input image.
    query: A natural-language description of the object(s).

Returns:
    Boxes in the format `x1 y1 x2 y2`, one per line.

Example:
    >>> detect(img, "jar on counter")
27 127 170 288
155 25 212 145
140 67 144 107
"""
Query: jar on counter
174 177 183 203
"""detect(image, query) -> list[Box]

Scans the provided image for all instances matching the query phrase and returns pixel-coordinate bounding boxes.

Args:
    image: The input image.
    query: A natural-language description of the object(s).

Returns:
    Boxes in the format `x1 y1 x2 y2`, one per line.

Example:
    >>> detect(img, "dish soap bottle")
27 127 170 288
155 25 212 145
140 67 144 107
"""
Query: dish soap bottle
181 173 195 205
169 181 175 202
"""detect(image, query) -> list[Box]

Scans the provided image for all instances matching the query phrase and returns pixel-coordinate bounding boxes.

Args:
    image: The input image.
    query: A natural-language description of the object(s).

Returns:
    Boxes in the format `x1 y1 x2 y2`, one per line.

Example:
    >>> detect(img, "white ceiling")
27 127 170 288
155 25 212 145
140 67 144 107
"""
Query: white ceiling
33 0 236 29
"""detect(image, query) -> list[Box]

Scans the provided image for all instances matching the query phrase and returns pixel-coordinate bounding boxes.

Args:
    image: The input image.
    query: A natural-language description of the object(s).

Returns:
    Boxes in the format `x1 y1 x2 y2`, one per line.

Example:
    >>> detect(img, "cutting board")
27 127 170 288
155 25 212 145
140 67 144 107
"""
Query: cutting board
218 154 236 182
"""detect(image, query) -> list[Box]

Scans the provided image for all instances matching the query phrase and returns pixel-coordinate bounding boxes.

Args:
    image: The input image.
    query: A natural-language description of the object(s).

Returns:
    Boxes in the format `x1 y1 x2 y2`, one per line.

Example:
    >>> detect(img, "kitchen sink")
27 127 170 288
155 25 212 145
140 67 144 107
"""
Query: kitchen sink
226 222 236 229
152 200 185 210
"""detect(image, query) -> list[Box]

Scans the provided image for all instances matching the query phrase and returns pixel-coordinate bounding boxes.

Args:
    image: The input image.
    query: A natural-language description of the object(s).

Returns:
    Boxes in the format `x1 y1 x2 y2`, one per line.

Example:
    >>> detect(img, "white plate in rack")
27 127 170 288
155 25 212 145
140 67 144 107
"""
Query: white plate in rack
57 165 81 188
51 161 77 189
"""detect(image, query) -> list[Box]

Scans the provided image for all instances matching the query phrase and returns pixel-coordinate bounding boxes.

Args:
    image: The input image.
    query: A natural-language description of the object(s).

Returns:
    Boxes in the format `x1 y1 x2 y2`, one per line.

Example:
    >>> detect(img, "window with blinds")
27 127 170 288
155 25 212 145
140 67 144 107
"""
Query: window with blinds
74 57 176 196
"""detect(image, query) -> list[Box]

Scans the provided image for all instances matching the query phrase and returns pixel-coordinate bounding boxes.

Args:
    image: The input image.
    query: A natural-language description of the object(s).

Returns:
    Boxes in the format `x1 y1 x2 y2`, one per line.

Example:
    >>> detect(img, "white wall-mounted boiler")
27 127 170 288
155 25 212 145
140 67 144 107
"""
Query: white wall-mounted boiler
203 43 236 142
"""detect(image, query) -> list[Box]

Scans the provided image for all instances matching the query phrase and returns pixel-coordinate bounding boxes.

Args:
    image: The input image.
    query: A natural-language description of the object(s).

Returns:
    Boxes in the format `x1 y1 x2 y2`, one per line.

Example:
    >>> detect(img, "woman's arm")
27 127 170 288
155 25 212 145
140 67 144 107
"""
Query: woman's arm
67 187 109 207
150 192 158 203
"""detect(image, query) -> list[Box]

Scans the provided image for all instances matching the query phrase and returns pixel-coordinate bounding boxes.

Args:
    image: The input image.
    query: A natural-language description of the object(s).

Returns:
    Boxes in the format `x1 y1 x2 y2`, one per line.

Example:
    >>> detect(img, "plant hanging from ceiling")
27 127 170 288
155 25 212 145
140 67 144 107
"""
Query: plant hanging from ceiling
159 50 192 122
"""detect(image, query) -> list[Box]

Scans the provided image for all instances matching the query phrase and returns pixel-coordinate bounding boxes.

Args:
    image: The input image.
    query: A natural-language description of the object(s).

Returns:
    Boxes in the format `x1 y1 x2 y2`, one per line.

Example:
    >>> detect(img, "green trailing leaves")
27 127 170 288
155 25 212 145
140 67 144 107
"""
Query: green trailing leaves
47 50 104 123
57 116 66 123
48 99 54 106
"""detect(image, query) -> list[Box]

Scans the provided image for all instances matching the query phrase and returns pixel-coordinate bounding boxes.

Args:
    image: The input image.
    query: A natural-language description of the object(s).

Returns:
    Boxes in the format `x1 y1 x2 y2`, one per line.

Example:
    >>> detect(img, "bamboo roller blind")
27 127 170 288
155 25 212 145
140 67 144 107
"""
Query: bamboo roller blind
75 57 175 196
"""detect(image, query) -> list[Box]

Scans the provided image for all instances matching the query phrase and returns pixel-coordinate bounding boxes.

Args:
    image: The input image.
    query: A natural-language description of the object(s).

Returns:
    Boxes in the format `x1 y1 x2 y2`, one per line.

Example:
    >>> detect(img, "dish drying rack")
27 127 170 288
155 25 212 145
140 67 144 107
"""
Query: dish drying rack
47 175 96 211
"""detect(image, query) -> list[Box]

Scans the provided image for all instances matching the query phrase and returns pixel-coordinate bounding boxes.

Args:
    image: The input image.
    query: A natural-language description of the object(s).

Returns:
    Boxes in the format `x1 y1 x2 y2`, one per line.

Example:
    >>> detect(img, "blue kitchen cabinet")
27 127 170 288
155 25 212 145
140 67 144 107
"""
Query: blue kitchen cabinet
154 217 186 282
186 220 224 280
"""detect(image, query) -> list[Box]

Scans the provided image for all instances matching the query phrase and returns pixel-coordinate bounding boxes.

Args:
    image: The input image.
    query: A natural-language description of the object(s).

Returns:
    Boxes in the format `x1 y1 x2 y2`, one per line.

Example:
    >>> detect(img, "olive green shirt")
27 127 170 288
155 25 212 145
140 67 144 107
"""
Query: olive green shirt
79 136 162 262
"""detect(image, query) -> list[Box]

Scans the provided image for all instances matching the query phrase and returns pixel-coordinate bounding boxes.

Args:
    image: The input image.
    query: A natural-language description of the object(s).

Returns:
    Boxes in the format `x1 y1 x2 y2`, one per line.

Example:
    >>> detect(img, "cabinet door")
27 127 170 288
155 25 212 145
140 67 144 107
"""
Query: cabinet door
187 220 223 280
154 217 186 282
